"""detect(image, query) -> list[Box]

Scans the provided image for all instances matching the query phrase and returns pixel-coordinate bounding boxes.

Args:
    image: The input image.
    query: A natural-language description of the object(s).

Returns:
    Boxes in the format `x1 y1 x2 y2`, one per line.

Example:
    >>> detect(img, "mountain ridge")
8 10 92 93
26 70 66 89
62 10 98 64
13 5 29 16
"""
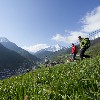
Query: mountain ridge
31 44 66 54
0 37 40 62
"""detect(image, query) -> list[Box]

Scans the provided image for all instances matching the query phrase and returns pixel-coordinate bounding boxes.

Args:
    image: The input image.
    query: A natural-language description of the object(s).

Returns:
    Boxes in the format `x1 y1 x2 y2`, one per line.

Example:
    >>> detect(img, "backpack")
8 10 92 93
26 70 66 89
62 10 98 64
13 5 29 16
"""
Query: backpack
85 38 90 49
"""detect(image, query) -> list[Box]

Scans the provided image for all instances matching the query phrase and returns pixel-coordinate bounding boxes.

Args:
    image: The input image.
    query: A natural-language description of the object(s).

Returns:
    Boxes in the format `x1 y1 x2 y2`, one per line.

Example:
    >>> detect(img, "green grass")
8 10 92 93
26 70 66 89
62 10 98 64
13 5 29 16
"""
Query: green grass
86 43 100 57
0 56 100 100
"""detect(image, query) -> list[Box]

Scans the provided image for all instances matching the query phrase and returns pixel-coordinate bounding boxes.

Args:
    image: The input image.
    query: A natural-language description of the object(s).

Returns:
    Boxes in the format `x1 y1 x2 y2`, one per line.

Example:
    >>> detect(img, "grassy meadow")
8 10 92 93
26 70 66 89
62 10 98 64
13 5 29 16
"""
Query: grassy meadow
0 56 100 100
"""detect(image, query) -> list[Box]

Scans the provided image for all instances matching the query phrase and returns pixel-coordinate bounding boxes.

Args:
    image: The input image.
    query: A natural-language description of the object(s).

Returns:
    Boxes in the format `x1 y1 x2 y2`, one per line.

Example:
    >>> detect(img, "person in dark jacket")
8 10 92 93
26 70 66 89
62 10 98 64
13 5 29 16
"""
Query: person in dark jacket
71 43 77 61
44 56 49 67
78 36 90 60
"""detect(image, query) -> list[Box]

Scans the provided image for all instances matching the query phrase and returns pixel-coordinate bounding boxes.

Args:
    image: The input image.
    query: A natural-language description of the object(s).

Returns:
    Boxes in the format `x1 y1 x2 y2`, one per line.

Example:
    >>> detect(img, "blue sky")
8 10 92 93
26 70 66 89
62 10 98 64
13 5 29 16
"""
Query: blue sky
0 0 100 52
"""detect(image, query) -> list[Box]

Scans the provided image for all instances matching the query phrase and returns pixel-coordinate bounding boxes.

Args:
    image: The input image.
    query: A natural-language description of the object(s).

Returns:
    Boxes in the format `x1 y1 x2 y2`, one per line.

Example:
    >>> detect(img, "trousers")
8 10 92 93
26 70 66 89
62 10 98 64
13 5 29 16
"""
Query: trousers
80 48 90 60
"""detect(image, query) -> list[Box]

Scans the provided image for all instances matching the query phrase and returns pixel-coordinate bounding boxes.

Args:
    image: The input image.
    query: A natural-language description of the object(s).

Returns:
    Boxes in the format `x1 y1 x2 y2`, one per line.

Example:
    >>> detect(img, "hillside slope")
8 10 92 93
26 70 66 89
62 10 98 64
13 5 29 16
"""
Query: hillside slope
0 43 36 79
0 43 25 67
0 56 100 100
86 43 100 57
0 37 40 62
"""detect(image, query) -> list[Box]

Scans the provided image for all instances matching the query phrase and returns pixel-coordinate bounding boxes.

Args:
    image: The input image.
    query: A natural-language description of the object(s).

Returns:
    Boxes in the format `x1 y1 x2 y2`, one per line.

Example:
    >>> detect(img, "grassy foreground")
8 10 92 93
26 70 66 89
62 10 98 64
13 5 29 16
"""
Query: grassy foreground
0 56 100 100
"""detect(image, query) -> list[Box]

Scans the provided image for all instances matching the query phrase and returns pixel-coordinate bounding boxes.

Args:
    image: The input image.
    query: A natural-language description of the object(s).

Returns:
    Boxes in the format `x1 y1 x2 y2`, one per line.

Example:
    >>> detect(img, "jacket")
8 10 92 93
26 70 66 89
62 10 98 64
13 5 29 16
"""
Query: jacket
72 45 77 54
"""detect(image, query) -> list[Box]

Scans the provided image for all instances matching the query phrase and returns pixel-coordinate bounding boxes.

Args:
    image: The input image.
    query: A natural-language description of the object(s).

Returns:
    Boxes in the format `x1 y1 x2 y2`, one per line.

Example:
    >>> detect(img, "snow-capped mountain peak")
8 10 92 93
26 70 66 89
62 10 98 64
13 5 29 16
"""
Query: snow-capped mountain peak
54 44 63 51
0 37 9 42
44 44 64 52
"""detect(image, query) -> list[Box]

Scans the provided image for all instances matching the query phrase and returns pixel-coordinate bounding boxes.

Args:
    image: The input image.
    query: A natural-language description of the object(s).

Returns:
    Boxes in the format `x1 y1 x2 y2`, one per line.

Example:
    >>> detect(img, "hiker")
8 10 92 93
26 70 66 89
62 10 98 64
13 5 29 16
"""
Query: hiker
71 43 77 61
78 36 90 60
44 56 49 67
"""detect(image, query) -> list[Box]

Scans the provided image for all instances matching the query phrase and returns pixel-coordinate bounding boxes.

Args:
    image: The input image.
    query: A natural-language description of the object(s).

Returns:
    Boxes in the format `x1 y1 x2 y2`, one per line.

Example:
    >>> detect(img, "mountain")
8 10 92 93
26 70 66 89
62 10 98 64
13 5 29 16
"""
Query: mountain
0 43 33 72
0 43 37 79
34 44 66 61
0 37 40 62
0 43 25 66
44 44 64 52
31 44 65 55
34 50 54 60
33 44 66 54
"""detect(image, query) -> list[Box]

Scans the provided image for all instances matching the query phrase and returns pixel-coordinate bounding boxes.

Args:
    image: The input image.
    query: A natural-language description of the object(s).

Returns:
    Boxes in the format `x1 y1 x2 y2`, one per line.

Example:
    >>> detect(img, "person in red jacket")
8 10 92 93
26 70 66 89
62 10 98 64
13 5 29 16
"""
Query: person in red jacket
71 43 77 61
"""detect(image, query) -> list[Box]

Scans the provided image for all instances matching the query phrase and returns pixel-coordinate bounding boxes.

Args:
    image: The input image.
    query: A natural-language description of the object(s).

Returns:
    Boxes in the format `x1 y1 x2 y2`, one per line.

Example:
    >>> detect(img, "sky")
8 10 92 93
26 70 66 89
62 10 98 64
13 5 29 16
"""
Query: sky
0 0 100 52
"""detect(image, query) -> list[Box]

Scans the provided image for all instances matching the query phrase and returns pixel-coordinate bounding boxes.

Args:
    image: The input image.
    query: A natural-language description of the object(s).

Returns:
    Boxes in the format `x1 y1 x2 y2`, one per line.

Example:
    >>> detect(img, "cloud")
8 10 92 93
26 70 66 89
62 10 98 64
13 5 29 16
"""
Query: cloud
22 44 49 53
52 6 100 44
52 31 86 44
66 31 86 43
81 6 100 32
52 34 67 42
